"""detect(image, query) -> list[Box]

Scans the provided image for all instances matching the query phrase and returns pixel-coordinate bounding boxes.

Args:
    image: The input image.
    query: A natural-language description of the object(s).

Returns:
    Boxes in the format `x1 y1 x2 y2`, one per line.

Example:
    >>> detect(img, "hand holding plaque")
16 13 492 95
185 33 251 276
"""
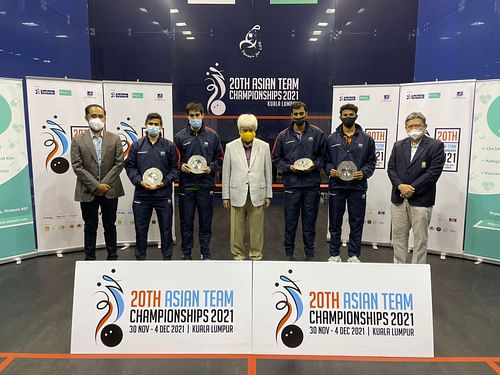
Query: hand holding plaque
187 155 208 174
143 167 163 186
337 160 358 181
293 158 314 171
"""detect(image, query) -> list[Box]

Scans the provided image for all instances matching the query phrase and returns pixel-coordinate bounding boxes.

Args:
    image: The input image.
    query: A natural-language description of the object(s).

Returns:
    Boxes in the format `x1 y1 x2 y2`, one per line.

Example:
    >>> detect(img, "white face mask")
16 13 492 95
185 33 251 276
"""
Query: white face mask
408 129 424 141
88 118 105 132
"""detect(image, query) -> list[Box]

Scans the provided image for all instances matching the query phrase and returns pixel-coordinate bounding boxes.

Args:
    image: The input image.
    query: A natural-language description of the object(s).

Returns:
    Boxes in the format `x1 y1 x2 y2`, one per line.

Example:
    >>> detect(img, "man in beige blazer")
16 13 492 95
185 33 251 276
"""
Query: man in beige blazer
71 104 124 260
222 114 273 260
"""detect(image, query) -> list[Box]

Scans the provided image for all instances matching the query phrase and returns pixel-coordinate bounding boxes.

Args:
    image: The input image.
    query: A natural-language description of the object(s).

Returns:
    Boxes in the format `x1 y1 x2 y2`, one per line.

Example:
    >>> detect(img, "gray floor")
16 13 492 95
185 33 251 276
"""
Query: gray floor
1 193 499 374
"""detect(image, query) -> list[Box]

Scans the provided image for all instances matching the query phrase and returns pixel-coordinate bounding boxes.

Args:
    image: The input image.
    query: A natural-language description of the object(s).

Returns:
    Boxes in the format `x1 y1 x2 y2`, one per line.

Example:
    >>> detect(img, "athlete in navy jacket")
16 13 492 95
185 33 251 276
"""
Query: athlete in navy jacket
126 113 179 260
325 103 376 263
174 101 223 260
272 101 326 260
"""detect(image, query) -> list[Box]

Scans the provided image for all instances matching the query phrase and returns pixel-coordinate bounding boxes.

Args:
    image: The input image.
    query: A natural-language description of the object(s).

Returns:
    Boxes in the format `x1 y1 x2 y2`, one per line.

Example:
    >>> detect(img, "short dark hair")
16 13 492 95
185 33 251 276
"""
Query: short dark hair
340 103 358 115
186 101 204 114
290 101 307 113
145 112 163 126
85 104 106 117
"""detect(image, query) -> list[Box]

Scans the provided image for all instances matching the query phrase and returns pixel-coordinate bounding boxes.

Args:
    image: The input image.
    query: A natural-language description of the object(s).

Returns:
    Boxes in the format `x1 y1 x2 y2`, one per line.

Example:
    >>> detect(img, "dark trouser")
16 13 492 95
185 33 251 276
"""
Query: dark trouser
328 189 367 257
178 188 214 258
132 197 173 260
80 196 119 260
283 187 320 257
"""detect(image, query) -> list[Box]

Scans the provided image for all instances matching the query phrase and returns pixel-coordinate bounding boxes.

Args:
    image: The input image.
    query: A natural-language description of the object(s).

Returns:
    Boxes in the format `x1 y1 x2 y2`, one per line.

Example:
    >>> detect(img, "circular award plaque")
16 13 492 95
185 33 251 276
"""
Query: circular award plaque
293 158 314 171
143 167 163 185
337 160 358 181
187 155 207 174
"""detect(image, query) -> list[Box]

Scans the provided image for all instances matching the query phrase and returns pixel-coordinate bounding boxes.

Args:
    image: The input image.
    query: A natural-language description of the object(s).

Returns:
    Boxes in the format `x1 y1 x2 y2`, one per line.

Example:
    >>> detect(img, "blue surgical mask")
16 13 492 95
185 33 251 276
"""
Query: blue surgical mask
146 125 160 137
189 118 202 130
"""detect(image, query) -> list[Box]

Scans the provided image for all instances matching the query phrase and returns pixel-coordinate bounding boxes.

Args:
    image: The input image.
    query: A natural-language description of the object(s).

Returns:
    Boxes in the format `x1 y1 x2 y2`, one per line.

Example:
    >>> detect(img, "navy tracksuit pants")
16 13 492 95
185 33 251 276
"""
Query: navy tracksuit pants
178 188 214 258
283 187 320 257
328 189 367 257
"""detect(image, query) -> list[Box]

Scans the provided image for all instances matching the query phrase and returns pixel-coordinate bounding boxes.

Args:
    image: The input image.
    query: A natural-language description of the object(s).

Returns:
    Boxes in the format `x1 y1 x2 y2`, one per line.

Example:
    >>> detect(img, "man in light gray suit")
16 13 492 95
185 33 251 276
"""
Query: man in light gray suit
222 114 273 260
71 104 124 260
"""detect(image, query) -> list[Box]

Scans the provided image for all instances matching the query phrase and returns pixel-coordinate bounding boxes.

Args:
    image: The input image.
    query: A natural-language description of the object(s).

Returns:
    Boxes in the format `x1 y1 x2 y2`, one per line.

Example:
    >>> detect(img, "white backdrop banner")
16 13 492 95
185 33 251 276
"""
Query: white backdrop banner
26 77 105 252
252 262 434 357
331 85 400 245
102 81 174 244
71 261 252 354
0 78 36 259
397 80 475 254
464 79 500 261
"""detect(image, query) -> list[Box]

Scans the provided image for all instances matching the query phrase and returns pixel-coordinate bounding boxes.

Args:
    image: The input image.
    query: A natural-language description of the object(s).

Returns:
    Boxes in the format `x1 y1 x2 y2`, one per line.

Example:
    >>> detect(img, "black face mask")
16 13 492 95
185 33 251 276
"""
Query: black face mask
293 117 306 126
341 117 357 128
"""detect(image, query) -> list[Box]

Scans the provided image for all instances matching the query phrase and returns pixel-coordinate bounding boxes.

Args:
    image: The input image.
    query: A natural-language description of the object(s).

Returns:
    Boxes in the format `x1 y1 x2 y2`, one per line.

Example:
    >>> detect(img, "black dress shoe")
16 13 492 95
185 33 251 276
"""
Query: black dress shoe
182 254 192 260
304 255 315 261
286 255 295 261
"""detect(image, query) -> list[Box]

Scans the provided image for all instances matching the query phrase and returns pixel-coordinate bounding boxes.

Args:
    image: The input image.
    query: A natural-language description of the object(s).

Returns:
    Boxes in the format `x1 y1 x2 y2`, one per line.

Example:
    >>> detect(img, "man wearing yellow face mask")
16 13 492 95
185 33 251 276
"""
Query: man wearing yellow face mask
222 114 273 260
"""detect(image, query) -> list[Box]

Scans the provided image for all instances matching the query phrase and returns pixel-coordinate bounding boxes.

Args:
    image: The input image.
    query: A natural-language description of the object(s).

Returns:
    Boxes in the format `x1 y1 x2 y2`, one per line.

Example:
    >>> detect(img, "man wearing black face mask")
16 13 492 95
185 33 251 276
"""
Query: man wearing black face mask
325 103 377 263
272 101 326 261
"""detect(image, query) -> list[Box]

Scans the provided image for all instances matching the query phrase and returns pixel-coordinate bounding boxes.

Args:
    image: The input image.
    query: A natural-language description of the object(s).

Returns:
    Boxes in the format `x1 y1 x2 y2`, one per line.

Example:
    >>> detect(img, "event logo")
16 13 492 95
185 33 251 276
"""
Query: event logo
117 121 139 160
35 88 56 95
205 62 227 115
339 95 356 101
110 92 129 99
239 25 262 59
41 119 70 174
406 93 425 100
94 268 125 347
273 269 304 348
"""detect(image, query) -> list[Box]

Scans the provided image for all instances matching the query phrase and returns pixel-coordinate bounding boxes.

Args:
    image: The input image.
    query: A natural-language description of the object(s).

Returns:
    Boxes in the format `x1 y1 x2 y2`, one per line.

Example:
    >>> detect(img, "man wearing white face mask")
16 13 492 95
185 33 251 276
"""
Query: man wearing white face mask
71 104 125 260
126 113 179 260
388 112 445 264
174 102 223 260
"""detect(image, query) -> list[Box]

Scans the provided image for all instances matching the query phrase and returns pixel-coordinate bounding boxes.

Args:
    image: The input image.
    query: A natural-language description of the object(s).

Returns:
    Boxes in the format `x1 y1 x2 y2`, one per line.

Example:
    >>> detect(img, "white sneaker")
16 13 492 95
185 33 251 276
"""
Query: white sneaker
328 256 342 262
347 256 361 263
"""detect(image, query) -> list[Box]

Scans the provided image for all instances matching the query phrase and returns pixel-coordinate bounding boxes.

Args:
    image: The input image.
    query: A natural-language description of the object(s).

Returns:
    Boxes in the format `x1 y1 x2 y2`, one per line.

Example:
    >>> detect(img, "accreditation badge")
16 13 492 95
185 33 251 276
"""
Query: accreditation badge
420 161 427 169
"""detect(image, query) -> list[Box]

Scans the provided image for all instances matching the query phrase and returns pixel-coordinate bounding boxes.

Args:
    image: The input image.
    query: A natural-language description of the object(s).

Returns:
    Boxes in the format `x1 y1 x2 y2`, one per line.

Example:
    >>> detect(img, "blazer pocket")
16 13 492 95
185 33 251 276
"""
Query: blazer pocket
230 183 237 188
260 183 265 189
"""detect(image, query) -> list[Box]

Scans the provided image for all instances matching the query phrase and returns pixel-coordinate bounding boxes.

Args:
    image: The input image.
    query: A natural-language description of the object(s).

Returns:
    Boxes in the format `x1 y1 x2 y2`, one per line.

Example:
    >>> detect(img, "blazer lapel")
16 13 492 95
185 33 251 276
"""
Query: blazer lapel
237 141 248 169
83 130 98 163
101 130 112 163
408 137 428 168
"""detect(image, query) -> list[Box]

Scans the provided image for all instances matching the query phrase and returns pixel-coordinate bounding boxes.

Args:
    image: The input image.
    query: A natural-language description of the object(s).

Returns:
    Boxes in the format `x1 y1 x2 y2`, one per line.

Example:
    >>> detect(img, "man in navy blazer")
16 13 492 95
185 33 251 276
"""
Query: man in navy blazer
387 112 445 264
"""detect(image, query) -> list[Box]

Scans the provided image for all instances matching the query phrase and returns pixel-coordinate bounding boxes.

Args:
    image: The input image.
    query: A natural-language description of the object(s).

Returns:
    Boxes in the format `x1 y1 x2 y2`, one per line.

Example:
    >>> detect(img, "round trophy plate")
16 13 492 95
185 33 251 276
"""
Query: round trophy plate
337 160 358 181
187 155 207 174
143 167 163 185
293 158 314 171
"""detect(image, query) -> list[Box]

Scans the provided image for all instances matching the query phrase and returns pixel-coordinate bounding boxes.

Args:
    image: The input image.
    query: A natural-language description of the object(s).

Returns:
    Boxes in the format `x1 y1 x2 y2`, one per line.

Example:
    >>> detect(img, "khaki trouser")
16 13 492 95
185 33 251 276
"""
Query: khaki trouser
391 201 433 264
230 194 264 260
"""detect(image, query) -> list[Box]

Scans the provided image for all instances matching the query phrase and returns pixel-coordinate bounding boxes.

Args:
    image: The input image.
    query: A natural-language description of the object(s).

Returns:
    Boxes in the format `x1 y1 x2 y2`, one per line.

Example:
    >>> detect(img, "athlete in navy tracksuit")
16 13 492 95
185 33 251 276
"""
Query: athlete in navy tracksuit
272 101 326 260
126 113 179 260
174 102 223 260
325 103 376 262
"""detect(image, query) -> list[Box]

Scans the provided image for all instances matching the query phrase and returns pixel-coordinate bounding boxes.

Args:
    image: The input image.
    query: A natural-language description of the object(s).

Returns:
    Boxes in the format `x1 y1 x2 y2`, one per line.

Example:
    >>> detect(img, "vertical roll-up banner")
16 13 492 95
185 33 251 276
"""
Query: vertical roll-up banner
464 80 500 261
0 78 36 261
102 81 174 244
397 80 475 255
331 85 400 245
26 77 105 253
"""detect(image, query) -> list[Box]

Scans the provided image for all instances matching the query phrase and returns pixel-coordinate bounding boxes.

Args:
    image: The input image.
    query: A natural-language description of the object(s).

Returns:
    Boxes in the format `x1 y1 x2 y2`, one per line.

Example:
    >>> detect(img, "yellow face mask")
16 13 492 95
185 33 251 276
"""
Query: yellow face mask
240 131 256 143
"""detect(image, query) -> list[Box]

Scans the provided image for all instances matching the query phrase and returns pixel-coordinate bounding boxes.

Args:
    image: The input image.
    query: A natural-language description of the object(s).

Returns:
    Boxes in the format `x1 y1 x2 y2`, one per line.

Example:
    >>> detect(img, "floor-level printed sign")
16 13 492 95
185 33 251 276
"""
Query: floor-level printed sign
71 261 252 354
252 262 434 357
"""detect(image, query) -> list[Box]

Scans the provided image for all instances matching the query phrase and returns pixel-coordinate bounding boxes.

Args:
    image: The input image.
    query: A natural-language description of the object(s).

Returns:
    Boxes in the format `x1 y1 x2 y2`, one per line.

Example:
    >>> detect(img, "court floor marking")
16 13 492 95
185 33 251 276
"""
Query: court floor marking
0 353 499 374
